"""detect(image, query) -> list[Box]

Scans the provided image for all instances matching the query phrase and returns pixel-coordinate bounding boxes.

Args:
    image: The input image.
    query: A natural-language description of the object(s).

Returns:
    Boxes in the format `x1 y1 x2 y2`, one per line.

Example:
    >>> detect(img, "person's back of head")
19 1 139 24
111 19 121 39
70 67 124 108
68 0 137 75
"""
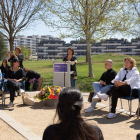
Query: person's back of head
55 87 98 140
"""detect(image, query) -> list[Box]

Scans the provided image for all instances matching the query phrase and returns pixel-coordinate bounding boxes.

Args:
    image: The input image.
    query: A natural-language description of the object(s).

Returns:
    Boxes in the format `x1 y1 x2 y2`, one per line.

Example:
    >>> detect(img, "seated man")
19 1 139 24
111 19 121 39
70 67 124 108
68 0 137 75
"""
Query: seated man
6 58 26 107
85 59 117 113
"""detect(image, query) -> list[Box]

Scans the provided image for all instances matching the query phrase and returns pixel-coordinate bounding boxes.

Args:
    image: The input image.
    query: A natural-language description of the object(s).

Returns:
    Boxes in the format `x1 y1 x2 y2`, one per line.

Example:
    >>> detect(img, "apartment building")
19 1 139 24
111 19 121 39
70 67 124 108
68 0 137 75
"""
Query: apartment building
4 35 60 54
36 38 140 59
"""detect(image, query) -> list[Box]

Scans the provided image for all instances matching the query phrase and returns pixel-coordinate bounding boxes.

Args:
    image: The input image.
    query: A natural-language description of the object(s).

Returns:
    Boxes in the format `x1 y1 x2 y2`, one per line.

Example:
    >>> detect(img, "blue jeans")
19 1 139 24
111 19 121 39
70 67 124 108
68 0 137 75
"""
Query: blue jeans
71 77 76 87
91 82 111 108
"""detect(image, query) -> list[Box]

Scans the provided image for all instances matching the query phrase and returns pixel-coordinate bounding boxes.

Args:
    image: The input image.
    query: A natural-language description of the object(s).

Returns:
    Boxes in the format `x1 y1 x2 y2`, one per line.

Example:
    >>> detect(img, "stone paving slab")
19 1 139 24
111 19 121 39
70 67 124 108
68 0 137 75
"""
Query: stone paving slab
0 110 42 140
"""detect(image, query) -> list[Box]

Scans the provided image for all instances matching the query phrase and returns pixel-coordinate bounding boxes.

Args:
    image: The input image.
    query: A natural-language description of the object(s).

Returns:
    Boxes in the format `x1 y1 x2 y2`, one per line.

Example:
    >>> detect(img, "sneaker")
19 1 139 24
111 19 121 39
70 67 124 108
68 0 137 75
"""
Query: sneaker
97 93 108 101
85 106 94 113
8 101 14 108
92 94 100 101
107 113 116 119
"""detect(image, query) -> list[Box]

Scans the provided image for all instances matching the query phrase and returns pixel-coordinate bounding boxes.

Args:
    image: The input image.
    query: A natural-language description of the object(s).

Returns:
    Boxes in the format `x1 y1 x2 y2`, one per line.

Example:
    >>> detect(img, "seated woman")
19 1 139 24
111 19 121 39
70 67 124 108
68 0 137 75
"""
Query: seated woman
97 57 140 119
8 47 24 68
43 87 104 140
0 58 10 78
6 58 26 107
24 68 43 91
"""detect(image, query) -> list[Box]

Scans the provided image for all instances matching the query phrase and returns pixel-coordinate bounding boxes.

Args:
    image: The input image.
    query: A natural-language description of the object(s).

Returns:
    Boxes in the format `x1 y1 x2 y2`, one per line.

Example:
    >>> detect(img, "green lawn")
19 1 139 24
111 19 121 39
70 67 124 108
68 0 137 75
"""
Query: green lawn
2 53 140 92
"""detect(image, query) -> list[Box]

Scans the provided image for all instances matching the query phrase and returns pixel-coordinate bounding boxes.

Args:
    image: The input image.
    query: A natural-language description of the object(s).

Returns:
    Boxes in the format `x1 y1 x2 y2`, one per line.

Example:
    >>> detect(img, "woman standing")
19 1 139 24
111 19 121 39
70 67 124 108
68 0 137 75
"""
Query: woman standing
0 58 10 78
97 57 140 119
43 87 104 140
8 47 24 68
63 48 77 87
6 58 26 107
24 68 43 91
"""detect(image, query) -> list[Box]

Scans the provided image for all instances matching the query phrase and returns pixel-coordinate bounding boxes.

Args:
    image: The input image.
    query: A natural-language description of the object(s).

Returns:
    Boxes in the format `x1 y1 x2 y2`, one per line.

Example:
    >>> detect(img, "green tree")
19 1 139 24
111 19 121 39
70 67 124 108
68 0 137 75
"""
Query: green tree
20 45 32 59
122 0 140 37
0 34 8 60
43 0 128 77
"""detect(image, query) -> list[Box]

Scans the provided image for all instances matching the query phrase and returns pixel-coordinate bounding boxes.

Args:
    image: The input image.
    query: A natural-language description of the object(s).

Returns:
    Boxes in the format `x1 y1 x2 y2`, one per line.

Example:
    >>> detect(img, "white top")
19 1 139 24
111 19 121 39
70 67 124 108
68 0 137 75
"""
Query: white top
111 67 140 89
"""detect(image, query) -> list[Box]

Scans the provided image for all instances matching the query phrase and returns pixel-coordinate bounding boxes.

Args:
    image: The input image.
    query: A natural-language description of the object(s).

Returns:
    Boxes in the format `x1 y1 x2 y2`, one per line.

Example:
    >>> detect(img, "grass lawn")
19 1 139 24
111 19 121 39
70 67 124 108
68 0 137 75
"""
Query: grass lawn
2 53 140 92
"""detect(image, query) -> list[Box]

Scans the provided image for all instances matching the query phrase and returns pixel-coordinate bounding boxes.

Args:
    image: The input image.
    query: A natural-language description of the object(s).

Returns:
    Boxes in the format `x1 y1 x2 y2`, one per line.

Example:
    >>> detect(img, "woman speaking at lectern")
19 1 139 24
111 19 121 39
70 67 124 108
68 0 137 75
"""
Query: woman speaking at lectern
63 48 77 87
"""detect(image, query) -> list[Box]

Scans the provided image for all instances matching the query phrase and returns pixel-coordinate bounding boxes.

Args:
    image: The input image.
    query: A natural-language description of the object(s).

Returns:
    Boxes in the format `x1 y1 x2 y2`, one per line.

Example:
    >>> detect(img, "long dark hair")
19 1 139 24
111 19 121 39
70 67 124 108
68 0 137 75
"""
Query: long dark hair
1 58 8 68
54 87 98 140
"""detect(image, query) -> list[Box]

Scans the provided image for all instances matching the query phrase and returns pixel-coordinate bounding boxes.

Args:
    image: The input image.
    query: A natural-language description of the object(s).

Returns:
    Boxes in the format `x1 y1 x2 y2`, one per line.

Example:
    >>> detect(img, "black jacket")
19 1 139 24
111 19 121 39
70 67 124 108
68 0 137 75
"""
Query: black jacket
99 69 117 85
0 65 10 78
7 67 26 81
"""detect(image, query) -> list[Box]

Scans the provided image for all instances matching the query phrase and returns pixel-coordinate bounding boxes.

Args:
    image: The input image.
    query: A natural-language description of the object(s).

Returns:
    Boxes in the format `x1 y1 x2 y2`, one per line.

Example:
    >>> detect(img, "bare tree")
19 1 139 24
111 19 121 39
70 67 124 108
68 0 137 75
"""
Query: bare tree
0 0 43 51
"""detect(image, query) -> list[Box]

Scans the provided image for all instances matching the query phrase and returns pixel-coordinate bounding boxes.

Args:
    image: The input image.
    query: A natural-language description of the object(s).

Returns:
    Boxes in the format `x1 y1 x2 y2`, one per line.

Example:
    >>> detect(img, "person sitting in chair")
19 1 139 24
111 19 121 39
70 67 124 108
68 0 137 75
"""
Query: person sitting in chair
97 57 140 119
6 58 26 108
0 58 10 79
85 59 117 113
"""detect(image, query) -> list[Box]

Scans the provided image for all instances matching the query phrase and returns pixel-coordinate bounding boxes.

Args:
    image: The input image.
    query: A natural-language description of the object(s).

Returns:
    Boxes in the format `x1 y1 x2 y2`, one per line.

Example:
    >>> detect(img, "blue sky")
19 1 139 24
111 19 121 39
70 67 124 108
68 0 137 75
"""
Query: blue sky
19 20 133 43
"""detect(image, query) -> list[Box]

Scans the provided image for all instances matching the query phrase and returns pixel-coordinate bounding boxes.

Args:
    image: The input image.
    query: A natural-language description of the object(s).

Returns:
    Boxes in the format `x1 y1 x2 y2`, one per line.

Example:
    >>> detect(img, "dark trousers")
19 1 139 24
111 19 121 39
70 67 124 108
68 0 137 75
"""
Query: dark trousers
25 80 31 91
106 85 139 113
7 79 22 102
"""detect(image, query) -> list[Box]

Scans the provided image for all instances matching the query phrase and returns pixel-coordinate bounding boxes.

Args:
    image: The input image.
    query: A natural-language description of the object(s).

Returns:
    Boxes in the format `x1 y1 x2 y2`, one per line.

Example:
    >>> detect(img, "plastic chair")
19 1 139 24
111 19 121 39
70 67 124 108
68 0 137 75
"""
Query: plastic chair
109 86 140 119
2 80 25 105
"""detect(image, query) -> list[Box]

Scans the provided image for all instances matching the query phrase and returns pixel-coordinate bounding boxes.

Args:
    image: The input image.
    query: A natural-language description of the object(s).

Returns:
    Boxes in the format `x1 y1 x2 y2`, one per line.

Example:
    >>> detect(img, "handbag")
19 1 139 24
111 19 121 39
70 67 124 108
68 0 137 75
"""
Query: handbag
88 91 101 103
88 92 95 103
22 92 34 106
136 108 140 116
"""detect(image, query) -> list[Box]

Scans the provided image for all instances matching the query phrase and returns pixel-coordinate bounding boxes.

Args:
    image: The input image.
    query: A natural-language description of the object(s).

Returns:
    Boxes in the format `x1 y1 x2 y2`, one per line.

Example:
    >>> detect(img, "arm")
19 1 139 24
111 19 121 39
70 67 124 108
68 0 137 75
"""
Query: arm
71 56 77 65
125 68 139 85
111 68 123 83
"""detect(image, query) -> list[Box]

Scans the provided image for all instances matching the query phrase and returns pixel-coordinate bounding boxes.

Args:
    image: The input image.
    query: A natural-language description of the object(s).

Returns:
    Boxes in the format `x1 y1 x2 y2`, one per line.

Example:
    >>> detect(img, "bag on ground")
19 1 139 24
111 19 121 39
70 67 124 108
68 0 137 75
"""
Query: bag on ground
22 92 34 106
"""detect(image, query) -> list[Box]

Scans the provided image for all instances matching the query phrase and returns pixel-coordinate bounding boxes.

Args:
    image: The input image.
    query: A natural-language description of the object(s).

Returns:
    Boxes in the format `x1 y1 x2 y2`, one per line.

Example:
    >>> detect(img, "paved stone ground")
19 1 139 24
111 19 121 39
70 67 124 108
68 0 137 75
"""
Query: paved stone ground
0 92 140 140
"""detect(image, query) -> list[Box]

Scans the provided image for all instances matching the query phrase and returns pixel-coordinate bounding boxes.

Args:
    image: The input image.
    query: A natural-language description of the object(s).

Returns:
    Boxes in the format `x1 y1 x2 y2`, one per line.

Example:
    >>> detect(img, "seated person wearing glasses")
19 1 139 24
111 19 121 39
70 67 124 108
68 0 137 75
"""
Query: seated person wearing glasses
6 58 26 108
97 57 140 119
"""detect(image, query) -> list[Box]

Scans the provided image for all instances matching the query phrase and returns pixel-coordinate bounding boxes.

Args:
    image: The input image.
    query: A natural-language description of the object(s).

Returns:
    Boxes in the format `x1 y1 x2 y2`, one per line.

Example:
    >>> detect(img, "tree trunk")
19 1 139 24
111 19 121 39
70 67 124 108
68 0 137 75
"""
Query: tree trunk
86 48 88 62
87 39 93 77
9 35 14 51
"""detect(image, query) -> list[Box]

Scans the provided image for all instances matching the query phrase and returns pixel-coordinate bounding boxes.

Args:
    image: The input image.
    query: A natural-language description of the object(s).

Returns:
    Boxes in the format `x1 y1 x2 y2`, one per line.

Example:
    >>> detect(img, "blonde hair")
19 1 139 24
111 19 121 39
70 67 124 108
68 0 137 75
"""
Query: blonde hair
124 57 136 69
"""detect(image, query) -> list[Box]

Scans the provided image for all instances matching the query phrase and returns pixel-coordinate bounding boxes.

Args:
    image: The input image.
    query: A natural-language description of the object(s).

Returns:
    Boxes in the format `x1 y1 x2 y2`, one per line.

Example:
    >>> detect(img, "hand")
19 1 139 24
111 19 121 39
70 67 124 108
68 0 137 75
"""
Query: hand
10 52 15 56
114 80 119 87
99 80 105 85
13 79 18 82
114 80 124 87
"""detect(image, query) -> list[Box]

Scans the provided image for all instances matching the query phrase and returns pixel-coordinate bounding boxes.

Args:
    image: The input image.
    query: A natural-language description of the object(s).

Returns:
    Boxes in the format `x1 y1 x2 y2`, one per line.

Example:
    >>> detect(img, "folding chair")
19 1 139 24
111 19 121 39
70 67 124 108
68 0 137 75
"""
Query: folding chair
109 86 140 119
2 80 25 105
